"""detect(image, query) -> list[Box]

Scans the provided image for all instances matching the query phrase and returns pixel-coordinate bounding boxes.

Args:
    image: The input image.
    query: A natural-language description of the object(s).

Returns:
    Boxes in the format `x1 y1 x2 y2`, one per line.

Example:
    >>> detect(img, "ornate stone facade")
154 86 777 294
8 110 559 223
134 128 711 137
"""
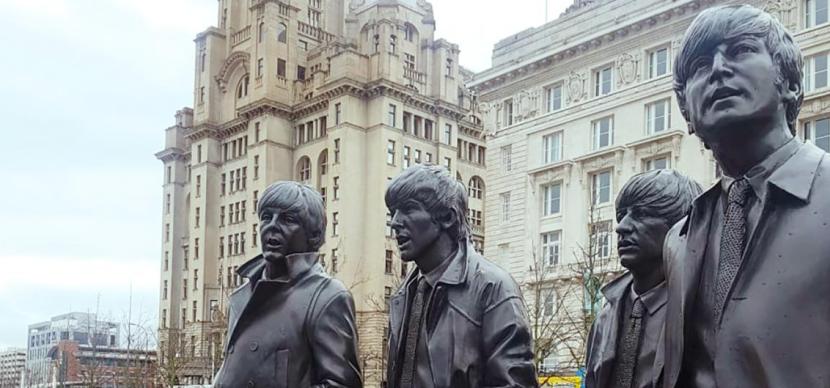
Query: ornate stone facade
156 1 486 386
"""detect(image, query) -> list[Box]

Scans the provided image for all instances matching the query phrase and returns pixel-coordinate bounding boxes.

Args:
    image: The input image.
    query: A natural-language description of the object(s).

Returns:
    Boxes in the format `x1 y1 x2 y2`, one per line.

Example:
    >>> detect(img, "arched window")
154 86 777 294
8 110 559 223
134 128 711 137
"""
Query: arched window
236 74 249 99
297 156 311 182
277 23 287 43
318 149 328 176
404 23 417 42
468 176 484 199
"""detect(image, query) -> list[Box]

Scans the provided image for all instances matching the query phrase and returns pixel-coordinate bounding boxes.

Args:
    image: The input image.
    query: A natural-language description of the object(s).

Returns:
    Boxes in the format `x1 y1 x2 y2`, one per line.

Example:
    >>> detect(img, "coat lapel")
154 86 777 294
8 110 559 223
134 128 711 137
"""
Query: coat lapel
225 283 253 350
665 189 715 387
593 273 632 388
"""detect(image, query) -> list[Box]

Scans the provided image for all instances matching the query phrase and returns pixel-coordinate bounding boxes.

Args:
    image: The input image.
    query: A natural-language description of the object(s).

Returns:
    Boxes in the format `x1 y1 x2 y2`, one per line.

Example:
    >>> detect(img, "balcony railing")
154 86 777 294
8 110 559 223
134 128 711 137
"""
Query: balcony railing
230 25 251 46
403 66 426 85
298 21 335 42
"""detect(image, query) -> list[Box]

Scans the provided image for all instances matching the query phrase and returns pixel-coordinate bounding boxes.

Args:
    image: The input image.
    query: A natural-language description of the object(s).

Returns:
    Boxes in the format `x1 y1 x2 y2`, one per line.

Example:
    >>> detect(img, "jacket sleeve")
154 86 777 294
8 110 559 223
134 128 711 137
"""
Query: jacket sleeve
481 289 539 388
309 290 363 388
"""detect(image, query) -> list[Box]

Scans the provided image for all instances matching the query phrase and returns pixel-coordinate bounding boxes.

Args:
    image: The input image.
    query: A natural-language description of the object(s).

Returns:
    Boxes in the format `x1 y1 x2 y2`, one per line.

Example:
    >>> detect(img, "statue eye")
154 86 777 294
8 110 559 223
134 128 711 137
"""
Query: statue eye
689 57 710 75
733 44 756 55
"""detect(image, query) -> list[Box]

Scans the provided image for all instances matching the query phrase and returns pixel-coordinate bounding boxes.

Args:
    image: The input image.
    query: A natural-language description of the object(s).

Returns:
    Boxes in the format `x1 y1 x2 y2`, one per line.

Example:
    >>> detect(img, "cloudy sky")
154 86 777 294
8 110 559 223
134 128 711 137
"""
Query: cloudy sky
0 0 568 349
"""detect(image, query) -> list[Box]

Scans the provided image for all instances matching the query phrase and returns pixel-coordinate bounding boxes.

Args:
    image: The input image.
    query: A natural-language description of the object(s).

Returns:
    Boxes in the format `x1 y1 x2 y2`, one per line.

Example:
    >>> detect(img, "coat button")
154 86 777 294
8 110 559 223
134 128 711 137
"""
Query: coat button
247 380 255 387
249 342 258 352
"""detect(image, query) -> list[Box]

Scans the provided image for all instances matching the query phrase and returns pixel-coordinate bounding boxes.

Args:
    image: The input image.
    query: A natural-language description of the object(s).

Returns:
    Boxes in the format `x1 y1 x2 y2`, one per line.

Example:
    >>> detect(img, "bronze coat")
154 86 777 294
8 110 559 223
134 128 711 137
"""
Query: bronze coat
214 253 362 388
385 243 538 388
661 142 830 387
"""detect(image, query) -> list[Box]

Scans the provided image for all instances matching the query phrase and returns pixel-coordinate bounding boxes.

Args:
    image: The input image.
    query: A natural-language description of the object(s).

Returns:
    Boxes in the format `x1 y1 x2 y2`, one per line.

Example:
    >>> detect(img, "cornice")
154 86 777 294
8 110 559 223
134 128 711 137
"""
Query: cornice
625 129 685 149
216 116 250 139
238 98 293 120
194 27 225 43
470 0 714 93
155 148 187 163
185 123 220 142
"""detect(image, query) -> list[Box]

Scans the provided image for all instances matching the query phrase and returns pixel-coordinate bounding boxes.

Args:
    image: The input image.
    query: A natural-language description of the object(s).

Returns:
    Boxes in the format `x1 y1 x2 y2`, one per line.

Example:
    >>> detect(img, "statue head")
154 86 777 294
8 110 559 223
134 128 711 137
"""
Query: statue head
615 169 701 272
385 164 469 262
673 5 803 142
257 181 326 262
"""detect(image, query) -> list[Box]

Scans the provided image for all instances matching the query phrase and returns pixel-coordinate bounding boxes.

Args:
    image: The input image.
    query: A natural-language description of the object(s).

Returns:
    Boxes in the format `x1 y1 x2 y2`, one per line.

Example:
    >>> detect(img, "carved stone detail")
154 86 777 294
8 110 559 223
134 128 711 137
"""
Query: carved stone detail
616 52 640 86
567 71 587 103
764 0 797 30
800 96 830 114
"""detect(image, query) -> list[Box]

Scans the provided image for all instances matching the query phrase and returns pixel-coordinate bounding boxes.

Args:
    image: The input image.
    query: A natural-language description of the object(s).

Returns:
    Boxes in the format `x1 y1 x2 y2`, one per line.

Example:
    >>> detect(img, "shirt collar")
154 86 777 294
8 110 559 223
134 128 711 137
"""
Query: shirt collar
719 137 800 203
421 245 464 287
629 281 667 317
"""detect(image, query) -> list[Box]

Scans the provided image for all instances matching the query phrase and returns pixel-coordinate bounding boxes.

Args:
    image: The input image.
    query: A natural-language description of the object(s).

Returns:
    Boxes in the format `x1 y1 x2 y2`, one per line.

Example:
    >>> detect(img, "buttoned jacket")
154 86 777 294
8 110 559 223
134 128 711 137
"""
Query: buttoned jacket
213 253 362 388
385 243 538 388
585 272 665 388
661 142 830 387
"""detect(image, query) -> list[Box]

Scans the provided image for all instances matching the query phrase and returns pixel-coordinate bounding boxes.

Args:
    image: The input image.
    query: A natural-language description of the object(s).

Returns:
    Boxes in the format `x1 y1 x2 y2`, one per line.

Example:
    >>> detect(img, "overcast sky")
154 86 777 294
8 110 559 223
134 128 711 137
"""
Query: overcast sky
0 0 568 349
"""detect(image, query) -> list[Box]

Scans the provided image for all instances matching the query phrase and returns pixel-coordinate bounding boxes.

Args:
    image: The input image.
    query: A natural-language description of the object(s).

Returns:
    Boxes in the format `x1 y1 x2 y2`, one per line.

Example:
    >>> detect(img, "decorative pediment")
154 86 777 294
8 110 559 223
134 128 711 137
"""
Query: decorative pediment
528 160 575 188
215 51 251 93
764 0 797 31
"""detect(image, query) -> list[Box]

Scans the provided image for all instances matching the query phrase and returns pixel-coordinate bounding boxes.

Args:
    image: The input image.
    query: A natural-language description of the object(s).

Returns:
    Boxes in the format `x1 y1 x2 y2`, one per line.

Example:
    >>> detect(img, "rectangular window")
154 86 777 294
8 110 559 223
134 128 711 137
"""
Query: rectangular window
335 103 342 125
387 140 396 165
644 155 671 171
646 99 671 134
331 249 339 273
194 238 200 259
257 58 263 77
592 170 612 205
163 280 168 300
385 250 394 274
334 139 341 163
195 207 200 228
166 166 172 183
648 47 669 78
541 231 561 266
592 116 614 149
308 9 321 27
333 177 340 199
386 212 394 237
594 66 613 96
277 58 286 77
546 83 563 112
389 34 397 54
403 146 411 168
591 221 612 259
404 53 416 69
501 145 512 171
443 124 452 145
388 104 397 127
196 175 201 197
165 194 171 214
542 132 562 164
804 117 830 152
446 58 453 76
425 119 434 140
426 152 432 163
500 192 511 222
414 149 422 164
504 99 514 127
806 0 829 28
444 157 451 170
542 183 562 216
297 65 306 80
805 52 829 92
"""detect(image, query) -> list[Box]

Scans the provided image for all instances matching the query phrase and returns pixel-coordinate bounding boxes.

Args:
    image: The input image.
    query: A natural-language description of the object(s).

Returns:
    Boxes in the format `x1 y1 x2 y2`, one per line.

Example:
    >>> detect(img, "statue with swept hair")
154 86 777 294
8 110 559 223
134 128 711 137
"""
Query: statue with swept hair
213 181 362 388
664 5 830 388
384 164 538 388
584 170 701 388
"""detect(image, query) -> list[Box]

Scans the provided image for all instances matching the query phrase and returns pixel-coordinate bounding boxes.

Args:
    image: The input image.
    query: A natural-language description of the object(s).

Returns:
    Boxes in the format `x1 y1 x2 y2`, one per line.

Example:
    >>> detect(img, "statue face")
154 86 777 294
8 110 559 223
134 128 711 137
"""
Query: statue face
390 199 441 262
682 36 782 140
259 206 310 262
615 208 671 271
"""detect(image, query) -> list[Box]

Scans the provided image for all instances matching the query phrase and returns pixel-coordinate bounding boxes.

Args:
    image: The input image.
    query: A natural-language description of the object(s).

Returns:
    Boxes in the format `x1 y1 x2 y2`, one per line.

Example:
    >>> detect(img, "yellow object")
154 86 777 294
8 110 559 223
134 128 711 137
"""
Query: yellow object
538 375 582 387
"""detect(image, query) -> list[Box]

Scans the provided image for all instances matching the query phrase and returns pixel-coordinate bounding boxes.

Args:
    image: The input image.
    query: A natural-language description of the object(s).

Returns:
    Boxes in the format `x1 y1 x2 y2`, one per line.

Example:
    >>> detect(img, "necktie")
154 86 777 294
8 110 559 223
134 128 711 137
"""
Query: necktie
612 298 645 388
400 278 428 388
715 178 752 316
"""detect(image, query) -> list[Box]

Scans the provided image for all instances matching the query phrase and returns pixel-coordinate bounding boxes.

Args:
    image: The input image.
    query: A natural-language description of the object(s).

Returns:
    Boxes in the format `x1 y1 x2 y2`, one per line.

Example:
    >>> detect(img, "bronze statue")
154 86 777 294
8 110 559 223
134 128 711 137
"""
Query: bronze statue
585 170 701 388
213 182 362 388
384 164 538 388
663 5 830 387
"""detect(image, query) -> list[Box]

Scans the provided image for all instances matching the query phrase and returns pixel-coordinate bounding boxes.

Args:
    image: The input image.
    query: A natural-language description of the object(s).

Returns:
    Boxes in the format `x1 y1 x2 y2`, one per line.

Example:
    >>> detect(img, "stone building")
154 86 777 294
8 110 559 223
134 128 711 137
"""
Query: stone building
470 0 830 376
155 0 486 385
0 348 25 388
24 313 120 387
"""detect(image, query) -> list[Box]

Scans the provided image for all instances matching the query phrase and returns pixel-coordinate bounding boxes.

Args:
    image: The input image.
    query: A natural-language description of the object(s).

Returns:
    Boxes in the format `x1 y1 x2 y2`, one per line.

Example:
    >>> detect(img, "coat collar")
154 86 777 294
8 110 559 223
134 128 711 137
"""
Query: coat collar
766 141 824 203
397 241 471 294
236 252 320 286
601 272 667 317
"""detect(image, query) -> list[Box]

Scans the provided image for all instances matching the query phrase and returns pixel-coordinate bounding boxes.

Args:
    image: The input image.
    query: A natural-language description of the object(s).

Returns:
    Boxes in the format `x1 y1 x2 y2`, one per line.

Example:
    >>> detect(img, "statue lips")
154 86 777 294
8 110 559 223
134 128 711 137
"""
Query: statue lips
617 239 638 256
706 85 743 110
396 235 412 251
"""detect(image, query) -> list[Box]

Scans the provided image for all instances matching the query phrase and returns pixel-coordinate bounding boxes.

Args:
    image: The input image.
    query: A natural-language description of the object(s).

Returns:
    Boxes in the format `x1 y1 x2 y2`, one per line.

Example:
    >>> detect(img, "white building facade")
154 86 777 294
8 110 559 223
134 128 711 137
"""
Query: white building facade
472 0 830 375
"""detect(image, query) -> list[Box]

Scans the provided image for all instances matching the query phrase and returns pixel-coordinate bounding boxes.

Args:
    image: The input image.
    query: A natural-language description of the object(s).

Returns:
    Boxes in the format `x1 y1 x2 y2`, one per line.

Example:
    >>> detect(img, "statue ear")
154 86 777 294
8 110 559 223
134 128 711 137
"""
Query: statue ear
436 208 458 231
781 77 801 105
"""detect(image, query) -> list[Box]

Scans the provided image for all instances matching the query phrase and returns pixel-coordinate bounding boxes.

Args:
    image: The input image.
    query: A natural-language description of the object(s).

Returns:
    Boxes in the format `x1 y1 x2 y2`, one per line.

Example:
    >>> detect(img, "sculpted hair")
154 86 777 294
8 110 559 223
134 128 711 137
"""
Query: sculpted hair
385 164 470 241
257 181 326 251
615 169 702 227
673 4 803 134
